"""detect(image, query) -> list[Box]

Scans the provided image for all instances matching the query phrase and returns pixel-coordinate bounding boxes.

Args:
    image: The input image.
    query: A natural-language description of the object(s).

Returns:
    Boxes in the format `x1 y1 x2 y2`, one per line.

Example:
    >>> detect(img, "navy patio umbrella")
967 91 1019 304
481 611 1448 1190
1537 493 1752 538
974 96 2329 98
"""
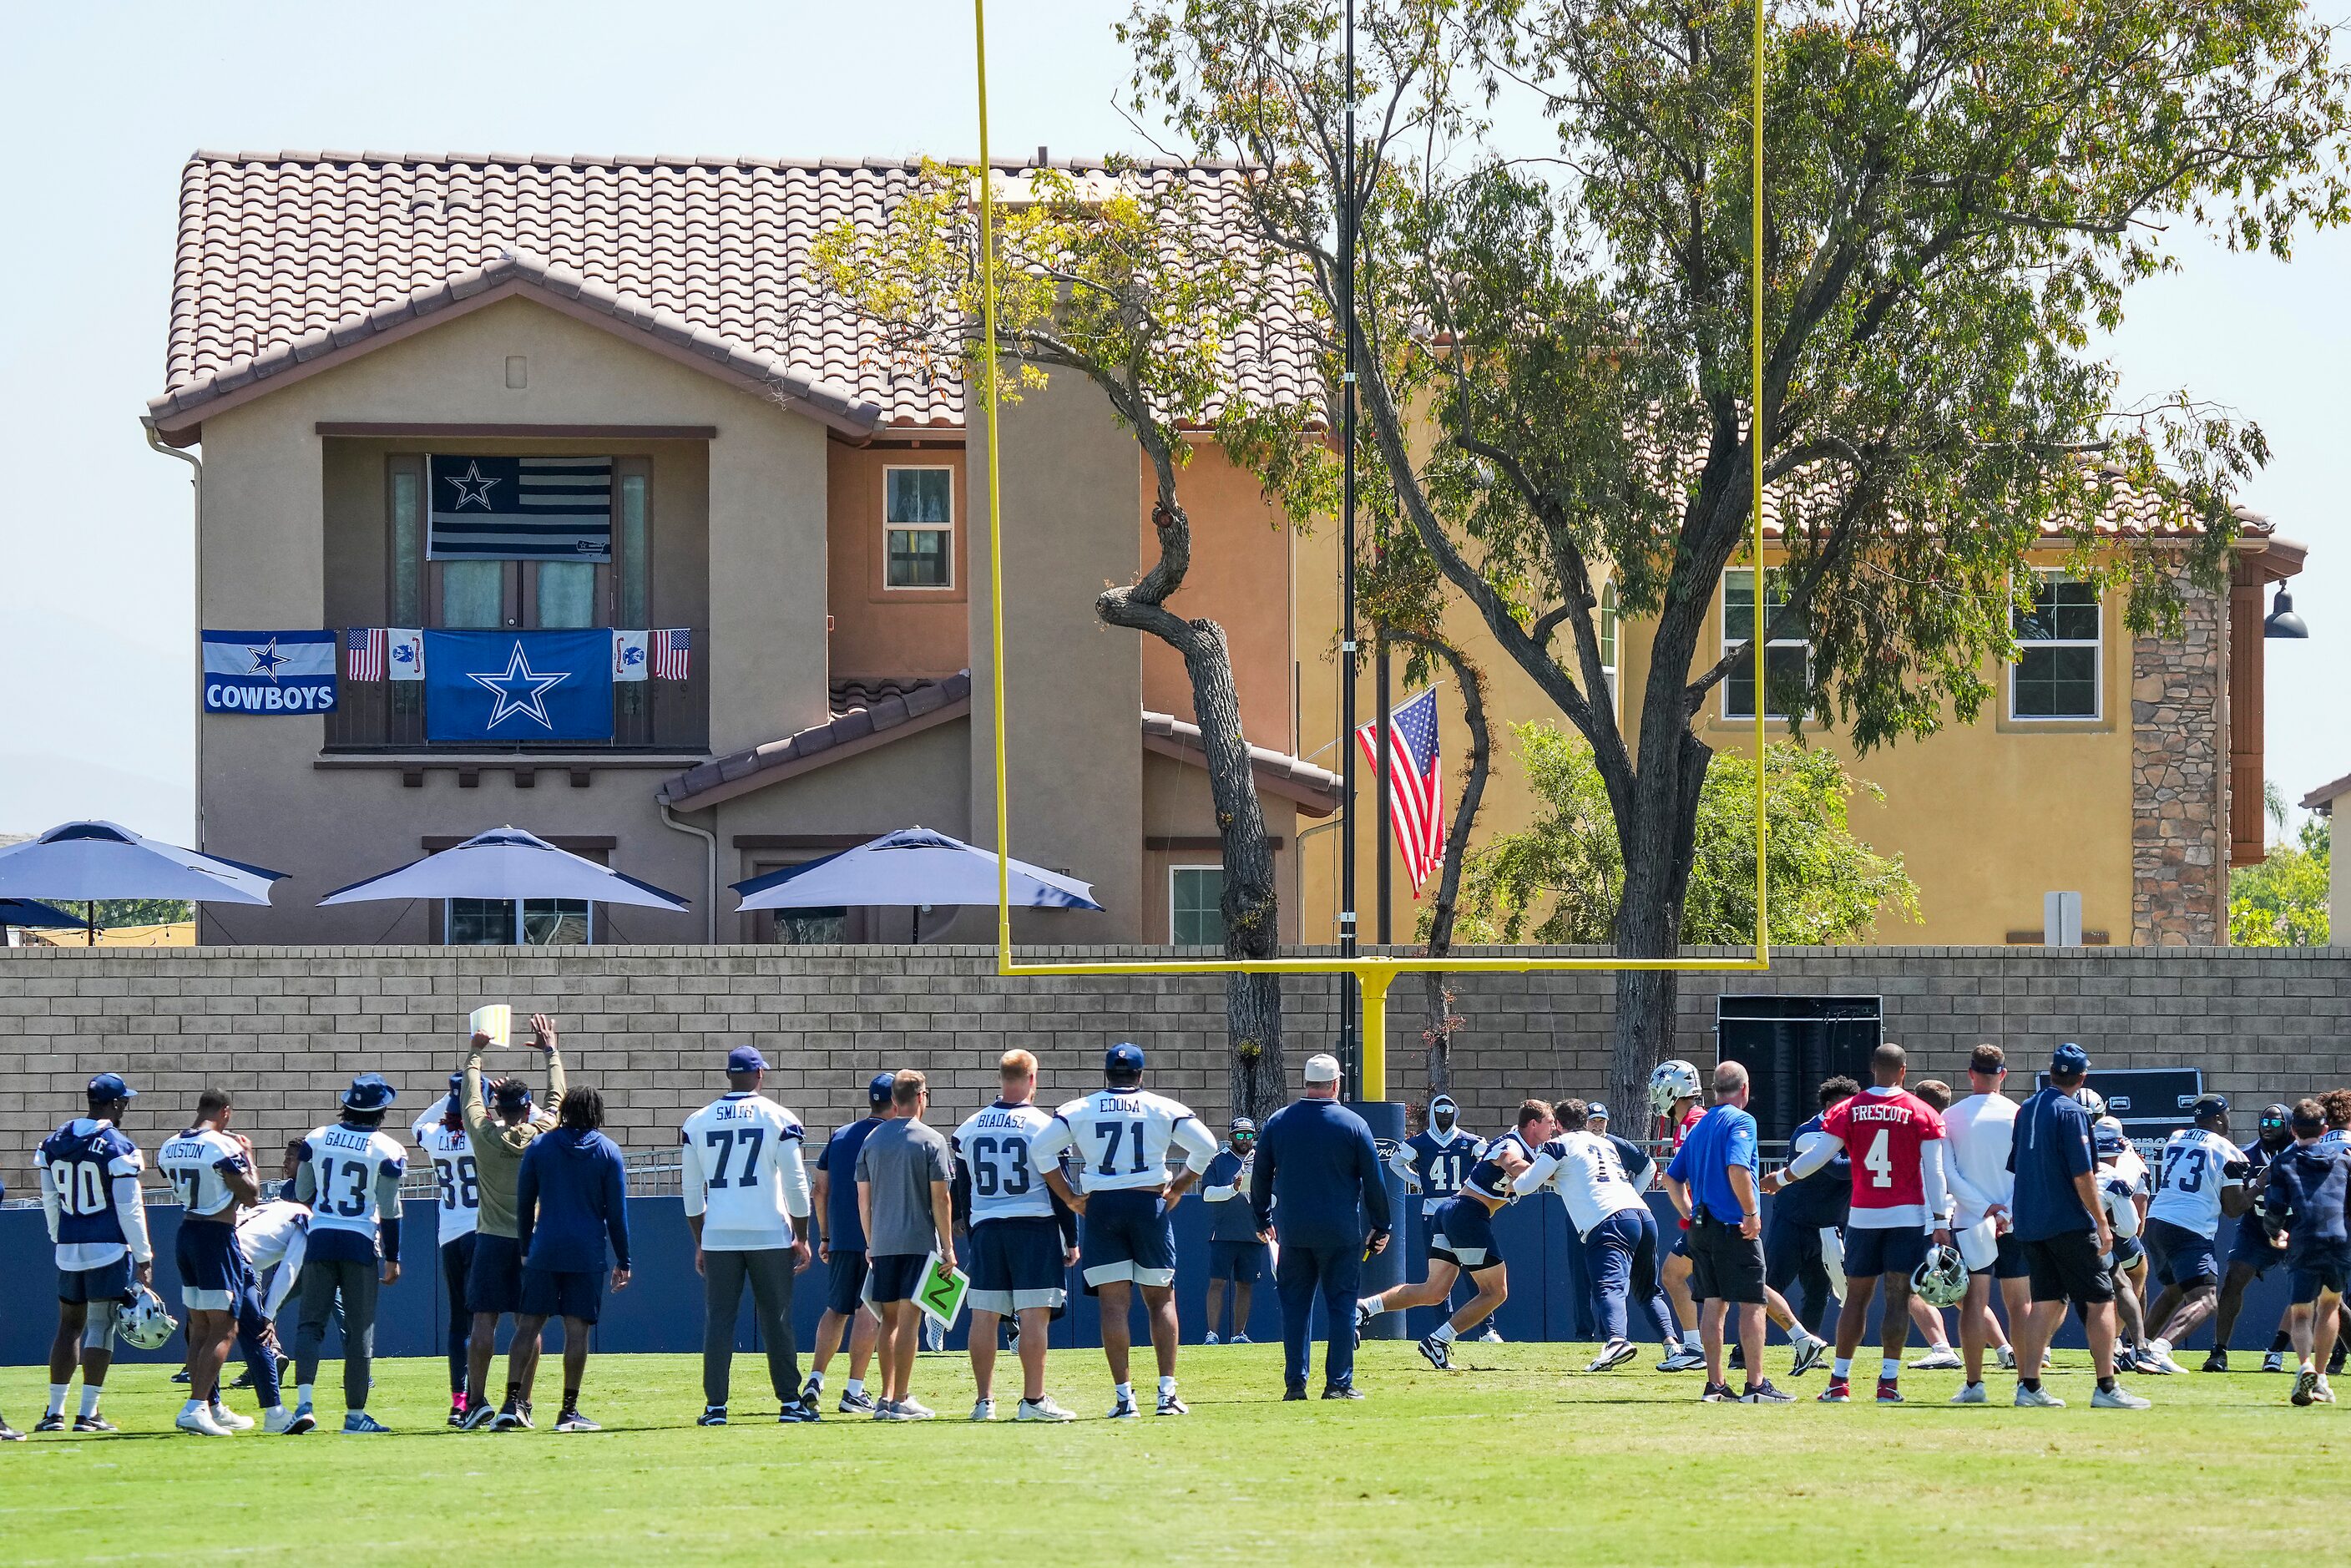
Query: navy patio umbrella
731 826 1102 938
318 826 691 912
0 821 287 942
0 898 83 928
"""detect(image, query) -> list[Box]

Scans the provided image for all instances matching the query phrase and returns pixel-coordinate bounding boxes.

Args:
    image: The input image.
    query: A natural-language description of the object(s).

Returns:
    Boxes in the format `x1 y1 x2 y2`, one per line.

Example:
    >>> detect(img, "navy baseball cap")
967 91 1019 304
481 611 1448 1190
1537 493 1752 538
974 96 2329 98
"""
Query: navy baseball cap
1106 1042 1146 1076
340 1072 397 1113
2050 1043 2091 1077
868 1072 898 1105
447 1071 464 1093
86 1073 136 1101
2191 1093 2229 1124
1587 1101 1612 1122
1230 1117 1257 1135
728 1045 768 1074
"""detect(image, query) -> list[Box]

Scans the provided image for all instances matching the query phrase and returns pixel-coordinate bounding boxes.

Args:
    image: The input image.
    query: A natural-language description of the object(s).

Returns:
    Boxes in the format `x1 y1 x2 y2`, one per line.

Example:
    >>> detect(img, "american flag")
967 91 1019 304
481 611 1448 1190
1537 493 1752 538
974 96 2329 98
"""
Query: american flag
345 627 386 682
1355 686 1446 894
651 628 692 680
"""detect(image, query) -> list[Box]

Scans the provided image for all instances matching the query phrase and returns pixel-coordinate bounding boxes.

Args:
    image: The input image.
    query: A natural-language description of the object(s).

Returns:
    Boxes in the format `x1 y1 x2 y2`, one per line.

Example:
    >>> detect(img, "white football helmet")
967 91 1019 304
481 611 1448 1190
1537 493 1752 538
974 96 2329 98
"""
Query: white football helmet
1648 1060 1702 1114
2074 1087 2107 1117
1911 1244 1968 1308
117 1283 177 1351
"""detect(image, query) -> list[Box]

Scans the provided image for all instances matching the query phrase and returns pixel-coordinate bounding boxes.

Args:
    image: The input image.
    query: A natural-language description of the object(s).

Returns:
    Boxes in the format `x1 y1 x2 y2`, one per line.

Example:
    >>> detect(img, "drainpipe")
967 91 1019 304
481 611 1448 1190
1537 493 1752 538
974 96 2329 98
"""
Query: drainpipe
660 798 718 943
143 418 203 849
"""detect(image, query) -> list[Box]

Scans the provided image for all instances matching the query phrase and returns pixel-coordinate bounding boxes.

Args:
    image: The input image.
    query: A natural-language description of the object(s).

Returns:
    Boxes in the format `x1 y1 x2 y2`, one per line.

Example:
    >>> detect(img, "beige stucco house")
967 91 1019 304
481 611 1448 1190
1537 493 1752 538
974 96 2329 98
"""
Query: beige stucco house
147 151 1333 946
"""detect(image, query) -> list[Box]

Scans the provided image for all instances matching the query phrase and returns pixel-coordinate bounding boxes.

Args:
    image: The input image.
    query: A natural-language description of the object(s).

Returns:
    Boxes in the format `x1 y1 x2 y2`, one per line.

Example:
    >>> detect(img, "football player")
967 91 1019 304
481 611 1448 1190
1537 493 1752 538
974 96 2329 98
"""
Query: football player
1767 1077 1856 1344
1357 1100 1551 1368
2137 1095 2252 1375
681 1046 814 1426
1650 1061 1712 1370
952 1050 1079 1422
412 1073 482 1424
460 1018 564 1430
1766 1044 1952 1404
288 1073 407 1434
1032 1043 1220 1418
158 1088 263 1436
1942 1045 2029 1402
34 1073 153 1434
2211 1102 2297 1371
2094 1117 2155 1369
1516 1100 1685 1375
1389 1095 1498 1339
1200 1117 1267 1347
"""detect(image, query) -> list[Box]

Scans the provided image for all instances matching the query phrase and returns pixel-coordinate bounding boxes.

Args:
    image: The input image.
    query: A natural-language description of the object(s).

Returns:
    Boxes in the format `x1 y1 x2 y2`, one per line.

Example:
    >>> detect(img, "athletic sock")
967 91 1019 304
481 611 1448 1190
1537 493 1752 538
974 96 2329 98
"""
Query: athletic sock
1681 1328 1702 1350
1158 1376 1176 1397
1361 1298 1386 1318
296 1383 316 1408
1880 1358 1901 1381
2097 1376 2118 1393
2272 1331 2295 1353
1432 1322 1459 1345
179 1399 202 1415
844 1378 865 1398
1832 1358 1853 1379
807 1370 827 1389
1115 1382 1134 1404
46 1385 67 1418
2021 1378 2042 1393
78 1387 102 1419
564 1386 580 1409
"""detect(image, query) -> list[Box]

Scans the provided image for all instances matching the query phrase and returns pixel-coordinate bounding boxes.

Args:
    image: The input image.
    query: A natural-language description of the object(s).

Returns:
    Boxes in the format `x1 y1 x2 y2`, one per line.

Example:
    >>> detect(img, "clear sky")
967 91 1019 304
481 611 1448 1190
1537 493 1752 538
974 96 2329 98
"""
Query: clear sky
1 1 2341 842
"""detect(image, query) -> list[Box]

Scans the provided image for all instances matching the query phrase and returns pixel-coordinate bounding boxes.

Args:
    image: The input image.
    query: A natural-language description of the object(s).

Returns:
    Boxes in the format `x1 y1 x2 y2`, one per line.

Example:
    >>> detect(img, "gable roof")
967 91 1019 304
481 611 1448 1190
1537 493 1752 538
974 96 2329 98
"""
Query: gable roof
158 150 1315 439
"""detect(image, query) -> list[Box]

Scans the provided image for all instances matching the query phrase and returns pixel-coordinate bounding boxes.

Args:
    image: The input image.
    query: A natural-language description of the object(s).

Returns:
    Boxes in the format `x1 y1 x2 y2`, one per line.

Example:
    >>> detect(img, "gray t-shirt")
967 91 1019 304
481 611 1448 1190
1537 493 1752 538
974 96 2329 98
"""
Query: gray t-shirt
854 1115 954 1257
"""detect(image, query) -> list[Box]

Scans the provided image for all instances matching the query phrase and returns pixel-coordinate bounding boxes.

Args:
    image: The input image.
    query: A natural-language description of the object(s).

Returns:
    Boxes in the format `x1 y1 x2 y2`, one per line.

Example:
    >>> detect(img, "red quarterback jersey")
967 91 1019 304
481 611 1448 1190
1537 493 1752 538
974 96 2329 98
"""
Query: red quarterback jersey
1821 1088 1946 1222
1671 1104 1705 1151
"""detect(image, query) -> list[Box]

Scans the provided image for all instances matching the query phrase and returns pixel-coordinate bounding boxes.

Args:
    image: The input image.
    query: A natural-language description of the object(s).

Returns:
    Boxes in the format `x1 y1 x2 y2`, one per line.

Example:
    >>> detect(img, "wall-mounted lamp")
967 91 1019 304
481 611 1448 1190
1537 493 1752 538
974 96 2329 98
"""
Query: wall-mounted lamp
2264 585 2309 640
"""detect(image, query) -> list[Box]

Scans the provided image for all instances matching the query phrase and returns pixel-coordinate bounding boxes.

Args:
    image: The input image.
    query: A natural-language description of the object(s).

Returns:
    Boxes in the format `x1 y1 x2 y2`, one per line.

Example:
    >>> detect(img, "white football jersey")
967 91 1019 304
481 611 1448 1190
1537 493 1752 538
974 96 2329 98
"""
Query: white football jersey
410 1107 479 1246
953 1100 1060 1223
296 1123 407 1242
2146 1127 2243 1238
156 1126 251 1218
1032 1087 1220 1192
680 1093 810 1251
236 1198 311 1318
1516 1130 1646 1236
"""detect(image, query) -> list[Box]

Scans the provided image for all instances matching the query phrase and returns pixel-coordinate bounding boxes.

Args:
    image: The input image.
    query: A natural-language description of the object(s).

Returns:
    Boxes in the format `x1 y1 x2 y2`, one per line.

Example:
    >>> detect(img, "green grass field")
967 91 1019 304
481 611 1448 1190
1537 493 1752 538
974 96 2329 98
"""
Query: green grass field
0 1344 2340 1564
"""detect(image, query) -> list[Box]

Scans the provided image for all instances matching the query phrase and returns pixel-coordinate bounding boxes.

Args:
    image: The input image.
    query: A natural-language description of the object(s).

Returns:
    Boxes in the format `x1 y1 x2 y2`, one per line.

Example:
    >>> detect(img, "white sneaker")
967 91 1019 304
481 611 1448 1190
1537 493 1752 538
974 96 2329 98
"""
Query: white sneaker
174 1404 233 1437
2144 1339 2190 1376
1909 1346 1963 1371
1995 1344 2016 1370
896 1399 936 1421
969 1399 995 1423
1108 1393 1140 1420
1950 1382 1988 1404
1230 1334 1252 1345
872 1400 910 1422
2092 1383 2151 1409
209 1404 255 1431
261 1407 296 1434
2014 1384 2065 1408
1586 1338 1638 1373
1203 1333 1220 1347
1657 1347 1707 1373
1016 1395 1077 1423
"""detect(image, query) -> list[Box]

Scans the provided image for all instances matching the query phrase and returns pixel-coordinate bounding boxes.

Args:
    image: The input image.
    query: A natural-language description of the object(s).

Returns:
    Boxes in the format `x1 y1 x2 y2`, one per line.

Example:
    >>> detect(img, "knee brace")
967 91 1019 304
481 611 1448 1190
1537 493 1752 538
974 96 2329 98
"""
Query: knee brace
83 1300 120 1351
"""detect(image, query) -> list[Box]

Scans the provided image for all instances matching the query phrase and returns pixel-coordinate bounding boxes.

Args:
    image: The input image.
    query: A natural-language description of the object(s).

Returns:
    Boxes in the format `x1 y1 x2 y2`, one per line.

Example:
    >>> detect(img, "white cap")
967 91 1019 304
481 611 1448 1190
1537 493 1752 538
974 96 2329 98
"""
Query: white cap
1303 1054 1342 1084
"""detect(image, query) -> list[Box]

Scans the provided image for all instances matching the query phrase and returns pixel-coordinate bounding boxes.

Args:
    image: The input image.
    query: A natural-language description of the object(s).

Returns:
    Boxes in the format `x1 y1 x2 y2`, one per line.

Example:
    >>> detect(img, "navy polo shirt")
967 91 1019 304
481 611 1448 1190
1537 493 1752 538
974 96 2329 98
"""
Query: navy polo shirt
1666 1102 1758 1223
2007 1087 2096 1242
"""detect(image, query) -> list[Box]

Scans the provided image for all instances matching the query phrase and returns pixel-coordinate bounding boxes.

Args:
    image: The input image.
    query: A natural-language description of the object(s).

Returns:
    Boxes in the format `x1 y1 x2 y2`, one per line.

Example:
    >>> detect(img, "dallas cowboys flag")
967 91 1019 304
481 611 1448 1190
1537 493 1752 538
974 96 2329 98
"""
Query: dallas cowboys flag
422 630 614 742
202 629 338 714
427 456 612 561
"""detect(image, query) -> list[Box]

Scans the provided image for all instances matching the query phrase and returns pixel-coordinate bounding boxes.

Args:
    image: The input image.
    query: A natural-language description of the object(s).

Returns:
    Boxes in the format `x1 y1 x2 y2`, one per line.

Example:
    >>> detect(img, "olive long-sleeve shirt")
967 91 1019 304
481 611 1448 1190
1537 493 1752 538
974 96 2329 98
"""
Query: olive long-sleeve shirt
463 1046 564 1239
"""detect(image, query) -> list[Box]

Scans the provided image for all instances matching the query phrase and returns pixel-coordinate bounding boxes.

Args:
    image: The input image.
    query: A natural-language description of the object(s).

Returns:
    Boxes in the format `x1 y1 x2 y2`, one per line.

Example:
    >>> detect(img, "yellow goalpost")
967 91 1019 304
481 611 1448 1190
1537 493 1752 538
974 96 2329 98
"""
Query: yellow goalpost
968 0 1773 1100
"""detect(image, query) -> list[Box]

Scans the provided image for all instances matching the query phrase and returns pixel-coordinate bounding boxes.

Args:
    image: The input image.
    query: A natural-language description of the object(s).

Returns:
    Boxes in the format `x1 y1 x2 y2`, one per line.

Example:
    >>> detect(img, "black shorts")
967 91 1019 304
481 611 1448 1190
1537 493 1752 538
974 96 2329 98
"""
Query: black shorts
2024 1231 2115 1308
1208 1238 1269 1283
467 1233 526 1316
1687 1214 1767 1305
864 1252 931 1305
518 1265 607 1325
1843 1225 1929 1282
2144 1217 2221 1289
825 1250 870 1316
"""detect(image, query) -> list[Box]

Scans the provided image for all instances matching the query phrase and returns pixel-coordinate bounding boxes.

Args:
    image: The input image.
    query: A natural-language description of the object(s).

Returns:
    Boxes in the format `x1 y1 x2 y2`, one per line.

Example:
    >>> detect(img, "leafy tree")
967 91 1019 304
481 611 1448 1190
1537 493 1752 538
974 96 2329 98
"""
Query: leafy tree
1454 728 1919 944
811 162 1323 1117
1124 0 2347 1110
2229 810 2330 947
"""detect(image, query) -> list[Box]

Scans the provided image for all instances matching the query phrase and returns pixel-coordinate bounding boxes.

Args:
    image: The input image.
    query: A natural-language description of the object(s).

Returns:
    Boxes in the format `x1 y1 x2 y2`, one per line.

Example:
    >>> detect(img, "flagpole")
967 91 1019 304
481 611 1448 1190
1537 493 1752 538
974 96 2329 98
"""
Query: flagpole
1337 0 1361 1096
1375 634 1391 946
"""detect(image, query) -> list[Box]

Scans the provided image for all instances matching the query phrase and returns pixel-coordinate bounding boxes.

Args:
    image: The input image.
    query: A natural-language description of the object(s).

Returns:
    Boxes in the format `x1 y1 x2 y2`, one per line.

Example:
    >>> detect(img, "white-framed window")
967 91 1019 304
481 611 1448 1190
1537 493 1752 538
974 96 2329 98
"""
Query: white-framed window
1721 568 1808 721
1598 582 1620 709
1170 865 1225 946
883 466 953 589
2010 572 2101 720
447 898 591 946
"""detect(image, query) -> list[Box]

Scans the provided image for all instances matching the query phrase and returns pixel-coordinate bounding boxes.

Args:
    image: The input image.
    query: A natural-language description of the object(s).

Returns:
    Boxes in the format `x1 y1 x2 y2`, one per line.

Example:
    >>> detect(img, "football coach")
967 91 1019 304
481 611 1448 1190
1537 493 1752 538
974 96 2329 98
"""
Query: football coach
1251 1054 1391 1401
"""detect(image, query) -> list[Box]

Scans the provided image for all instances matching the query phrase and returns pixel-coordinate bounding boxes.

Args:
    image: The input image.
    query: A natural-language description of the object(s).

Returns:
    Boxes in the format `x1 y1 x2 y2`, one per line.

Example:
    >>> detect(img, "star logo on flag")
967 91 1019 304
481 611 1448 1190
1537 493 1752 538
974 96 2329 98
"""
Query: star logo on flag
245 638 289 679
467 643 569 730
443 461 502 510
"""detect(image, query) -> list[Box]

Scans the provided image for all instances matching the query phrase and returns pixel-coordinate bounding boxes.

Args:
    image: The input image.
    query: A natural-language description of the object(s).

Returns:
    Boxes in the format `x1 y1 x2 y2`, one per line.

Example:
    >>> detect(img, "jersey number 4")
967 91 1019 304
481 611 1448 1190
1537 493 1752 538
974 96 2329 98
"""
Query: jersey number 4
701 1128 766 1189
1863 1129 1896 1189
1093 1120 1150 1179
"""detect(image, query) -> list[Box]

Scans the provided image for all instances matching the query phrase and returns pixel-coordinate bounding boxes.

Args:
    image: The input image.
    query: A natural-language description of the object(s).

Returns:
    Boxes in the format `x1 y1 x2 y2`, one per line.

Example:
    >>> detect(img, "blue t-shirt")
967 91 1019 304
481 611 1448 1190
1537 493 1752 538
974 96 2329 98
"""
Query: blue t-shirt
1666 1103 1758 1224
816 1116 886 1252
2007 1088 2096 1242
1202 1149 1264 1242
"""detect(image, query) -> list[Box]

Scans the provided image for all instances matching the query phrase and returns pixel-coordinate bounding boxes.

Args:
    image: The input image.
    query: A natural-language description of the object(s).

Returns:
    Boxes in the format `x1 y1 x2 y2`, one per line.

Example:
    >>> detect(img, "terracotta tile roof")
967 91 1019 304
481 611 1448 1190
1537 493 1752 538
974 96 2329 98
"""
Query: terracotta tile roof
1141 710 1341 816
159 151 1315 433
2299 771 2351 812
831 675 947 716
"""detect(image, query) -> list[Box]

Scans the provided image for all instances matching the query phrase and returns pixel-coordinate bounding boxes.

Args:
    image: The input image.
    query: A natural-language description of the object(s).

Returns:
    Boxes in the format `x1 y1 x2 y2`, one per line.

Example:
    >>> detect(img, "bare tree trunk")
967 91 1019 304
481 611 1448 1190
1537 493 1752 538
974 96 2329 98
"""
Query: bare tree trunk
1607 725 1712 1120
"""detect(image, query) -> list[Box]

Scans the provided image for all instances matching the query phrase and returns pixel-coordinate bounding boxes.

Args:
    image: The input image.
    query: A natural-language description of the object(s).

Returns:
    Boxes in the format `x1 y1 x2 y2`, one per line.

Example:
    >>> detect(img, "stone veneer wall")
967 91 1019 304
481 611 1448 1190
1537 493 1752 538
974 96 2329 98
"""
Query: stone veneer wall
4 943 2349 1193
2133 585 2228 945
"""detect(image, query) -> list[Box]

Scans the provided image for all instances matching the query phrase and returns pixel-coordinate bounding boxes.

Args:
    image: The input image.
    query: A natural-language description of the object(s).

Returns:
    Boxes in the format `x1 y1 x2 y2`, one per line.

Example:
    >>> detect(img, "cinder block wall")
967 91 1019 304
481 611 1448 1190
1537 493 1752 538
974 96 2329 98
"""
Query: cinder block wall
2 944 2346 1192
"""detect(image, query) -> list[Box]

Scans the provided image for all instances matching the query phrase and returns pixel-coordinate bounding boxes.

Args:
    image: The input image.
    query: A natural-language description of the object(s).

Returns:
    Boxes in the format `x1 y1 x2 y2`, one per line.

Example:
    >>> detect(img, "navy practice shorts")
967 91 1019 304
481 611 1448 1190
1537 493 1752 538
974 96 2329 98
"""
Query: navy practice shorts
2291 1245 2351 1305
1843 1224 1930 1282
2230 1215 2288 1277
863 1252 931 1305
1208 1238 1270 1284
58 1256 133 1304
825 1249 870 1316
1080 1189 1176 1287
2144 1216 2222 1289
969 1218 1068 1314
1429 1196 1503 1273
467 1233 526 1317
519 1266 607 1324
2111 1234 2146 1270
174 1219 250 1312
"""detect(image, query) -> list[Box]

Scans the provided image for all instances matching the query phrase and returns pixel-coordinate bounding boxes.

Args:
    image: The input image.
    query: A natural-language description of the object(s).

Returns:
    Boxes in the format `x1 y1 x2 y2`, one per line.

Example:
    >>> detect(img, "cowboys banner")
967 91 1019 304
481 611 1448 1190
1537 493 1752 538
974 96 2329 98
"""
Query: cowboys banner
202 629 338 714
422 630 613 743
